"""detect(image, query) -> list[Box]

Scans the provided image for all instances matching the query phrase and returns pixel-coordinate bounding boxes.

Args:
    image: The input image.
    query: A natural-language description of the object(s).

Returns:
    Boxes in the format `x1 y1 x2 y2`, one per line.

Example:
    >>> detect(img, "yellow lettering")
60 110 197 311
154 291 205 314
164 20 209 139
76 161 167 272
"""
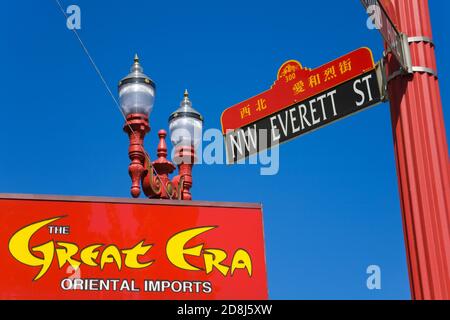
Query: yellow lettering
80 244 102 267
8 217 61 281
31 242 55 281
122 241 153 269
166 226 215 271
9 217 252 281
100 245 122 270
204 249 229 276
231 249 252 276
56 242 81 270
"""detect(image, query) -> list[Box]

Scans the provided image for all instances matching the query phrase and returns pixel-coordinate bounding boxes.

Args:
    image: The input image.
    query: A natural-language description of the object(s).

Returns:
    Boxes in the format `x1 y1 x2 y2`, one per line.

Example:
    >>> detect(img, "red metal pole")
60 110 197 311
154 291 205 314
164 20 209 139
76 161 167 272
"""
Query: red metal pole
385 0 450 300
123 114 150 198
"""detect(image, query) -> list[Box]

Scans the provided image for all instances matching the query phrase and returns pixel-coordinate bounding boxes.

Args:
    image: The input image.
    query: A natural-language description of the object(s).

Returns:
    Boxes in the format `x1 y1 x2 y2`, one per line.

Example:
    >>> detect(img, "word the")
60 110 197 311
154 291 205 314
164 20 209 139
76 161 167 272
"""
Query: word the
48 225 70 234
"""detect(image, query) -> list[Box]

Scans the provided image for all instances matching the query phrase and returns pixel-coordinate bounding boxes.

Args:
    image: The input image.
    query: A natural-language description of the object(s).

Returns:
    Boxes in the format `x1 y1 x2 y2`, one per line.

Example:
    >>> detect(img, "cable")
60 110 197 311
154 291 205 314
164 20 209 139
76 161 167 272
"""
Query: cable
54 0 174 199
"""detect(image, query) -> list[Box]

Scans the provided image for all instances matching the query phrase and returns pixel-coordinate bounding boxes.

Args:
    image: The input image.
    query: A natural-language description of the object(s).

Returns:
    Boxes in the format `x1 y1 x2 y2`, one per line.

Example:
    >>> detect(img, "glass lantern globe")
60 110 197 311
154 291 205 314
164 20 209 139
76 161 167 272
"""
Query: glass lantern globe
169 90 203 148
118 54 155 117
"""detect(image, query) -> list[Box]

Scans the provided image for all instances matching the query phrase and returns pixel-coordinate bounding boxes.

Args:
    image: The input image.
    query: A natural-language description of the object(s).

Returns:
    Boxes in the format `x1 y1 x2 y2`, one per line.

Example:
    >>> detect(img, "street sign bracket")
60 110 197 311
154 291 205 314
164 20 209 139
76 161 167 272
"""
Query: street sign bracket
376 60 389 102
400 33 413 74
411 66 438 78
382 32 414 78
408 36 434 46
386 64 438 84
387 35 439 81
361 0 413 74
386 69 404 83
382 34 439 78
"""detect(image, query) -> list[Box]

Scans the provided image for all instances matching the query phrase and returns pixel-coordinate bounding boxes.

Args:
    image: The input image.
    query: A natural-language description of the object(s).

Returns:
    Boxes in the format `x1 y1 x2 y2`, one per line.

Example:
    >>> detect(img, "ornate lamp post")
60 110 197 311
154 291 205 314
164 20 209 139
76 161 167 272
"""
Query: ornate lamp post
118 55 203 200
168 89 204 200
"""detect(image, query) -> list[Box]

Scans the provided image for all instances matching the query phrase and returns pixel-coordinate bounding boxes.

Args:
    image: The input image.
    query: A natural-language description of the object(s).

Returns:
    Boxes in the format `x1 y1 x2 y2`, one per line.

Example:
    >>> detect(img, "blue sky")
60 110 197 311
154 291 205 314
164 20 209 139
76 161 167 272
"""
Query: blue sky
1 0 449 299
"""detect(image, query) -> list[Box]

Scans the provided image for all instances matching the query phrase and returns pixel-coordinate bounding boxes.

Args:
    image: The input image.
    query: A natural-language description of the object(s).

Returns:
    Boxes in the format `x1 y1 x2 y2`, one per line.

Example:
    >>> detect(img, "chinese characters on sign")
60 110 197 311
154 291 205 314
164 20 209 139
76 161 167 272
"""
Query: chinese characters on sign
221 47 376 133
225 68 383 163
221 47 384 164
239 99 268 120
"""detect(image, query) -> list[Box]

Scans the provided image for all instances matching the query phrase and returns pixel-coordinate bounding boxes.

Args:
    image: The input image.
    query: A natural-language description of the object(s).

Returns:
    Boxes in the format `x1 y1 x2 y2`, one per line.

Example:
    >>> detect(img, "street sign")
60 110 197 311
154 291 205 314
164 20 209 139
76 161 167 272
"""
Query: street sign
221 47 376 134
225 66 384 164
0 194 267 300
360 0 412 72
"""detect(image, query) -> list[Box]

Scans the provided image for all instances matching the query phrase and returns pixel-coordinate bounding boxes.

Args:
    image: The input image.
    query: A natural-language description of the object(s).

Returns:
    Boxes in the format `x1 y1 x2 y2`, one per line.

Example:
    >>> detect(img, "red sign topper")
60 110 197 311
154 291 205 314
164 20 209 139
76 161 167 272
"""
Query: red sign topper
0 194 267 300
221 47 375 133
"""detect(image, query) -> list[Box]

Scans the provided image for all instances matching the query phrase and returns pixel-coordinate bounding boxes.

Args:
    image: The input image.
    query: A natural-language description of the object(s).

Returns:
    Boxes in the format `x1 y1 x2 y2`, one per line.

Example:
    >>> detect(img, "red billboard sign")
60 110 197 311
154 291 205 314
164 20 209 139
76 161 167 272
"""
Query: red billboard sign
0 194 267 300
221 47 375 133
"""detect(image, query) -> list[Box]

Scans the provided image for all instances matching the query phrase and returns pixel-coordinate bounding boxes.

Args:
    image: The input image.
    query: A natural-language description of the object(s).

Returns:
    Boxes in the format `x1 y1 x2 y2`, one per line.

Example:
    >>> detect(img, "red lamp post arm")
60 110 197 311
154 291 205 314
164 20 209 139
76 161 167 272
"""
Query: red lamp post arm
123 115 197 201
172 146 195 200
123 114 150 198
142 130 176 199
142 158 162 198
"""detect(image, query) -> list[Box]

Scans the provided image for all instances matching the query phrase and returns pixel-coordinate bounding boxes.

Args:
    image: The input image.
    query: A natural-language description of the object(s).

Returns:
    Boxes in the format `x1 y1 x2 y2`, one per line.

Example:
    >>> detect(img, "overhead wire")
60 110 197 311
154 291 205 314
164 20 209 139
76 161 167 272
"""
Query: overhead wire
54 0 174 199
